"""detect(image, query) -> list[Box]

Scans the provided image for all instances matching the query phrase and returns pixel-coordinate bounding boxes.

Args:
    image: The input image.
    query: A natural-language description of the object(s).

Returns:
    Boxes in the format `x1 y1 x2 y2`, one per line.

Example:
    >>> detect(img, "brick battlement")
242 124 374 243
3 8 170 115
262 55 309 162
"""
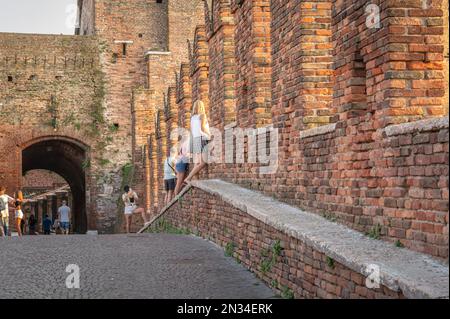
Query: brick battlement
0 55 96 69
0 33 99 70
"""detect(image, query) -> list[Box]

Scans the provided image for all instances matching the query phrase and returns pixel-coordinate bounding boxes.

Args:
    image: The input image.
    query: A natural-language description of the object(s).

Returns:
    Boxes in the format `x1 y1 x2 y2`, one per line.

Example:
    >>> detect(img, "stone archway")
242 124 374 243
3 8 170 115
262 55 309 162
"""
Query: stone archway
21 137 89 233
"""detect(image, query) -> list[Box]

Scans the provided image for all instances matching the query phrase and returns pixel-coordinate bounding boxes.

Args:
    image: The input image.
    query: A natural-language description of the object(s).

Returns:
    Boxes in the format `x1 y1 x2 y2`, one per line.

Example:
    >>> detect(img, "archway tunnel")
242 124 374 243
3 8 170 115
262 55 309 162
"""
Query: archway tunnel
22 139 88 234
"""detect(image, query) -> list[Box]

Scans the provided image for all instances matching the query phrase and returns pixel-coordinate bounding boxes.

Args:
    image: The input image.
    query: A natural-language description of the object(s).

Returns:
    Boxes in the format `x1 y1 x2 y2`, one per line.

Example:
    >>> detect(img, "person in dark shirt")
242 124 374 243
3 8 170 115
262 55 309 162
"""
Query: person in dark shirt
28 214 37 235
20 218 25 235
43 215 52 235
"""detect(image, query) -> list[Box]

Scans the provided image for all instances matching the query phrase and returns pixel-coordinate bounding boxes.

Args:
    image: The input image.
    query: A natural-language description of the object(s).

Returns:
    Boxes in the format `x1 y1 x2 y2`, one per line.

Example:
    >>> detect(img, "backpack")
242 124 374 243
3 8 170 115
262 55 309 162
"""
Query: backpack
0 197 6 211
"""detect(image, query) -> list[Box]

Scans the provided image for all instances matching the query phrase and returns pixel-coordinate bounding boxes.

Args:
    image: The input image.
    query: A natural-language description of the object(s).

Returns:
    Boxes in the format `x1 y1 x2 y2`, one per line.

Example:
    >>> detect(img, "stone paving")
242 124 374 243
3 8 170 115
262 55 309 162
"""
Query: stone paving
0 234 275 299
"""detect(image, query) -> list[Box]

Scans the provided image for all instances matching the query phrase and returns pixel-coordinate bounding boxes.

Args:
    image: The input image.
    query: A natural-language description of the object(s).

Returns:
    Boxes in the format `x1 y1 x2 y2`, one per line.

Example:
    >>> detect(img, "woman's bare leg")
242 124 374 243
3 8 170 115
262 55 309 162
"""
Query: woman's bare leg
165 191 169 206
16 218 22 236
185 155 207 182
168 190 174 203
175 172 186 195
125 215 131 233
134 207 148 224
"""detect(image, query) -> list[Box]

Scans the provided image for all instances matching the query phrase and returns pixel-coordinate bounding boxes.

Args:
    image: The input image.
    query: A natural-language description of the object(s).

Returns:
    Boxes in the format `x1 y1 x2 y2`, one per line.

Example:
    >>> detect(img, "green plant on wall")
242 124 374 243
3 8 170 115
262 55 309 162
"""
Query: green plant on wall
88 69 107 137
395 240 404 248
225 242 236 257
82 159 91 171
326 256 335 269
367 224 382 240
109 123 119 133
281 285 295 299
46 95 58 129
147 218 191 235
99 158 111 167
260 240 284 275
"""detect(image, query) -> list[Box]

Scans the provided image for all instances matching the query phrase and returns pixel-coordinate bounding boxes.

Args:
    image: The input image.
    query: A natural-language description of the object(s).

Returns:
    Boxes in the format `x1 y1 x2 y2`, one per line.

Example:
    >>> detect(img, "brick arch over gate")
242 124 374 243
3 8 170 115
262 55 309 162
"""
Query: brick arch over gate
20 136 91 233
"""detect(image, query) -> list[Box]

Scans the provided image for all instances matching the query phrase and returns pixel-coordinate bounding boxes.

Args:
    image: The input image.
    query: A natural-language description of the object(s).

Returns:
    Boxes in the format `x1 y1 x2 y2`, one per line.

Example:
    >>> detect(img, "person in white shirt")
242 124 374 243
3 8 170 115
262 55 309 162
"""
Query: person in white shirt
0 186 15 237
122 186 149 233
185 100 211 183
14 190 25 237
163 147 178 205
57 200 71 235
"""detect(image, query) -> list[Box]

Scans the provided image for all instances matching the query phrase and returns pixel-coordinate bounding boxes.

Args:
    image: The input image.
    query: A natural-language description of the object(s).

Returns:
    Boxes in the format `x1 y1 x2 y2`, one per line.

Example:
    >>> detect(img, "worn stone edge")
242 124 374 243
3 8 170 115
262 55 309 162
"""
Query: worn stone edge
299 123 337 139
384 117 449 137
191 179 449 299
137 185 192 234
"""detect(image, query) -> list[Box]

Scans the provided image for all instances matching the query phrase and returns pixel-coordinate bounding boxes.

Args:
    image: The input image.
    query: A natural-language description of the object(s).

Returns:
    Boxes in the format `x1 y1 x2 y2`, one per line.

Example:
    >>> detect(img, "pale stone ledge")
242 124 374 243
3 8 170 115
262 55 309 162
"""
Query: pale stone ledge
384 117 449 137
299 123 337 139
114 40 134 44
145 51 171 56
186 179 449 299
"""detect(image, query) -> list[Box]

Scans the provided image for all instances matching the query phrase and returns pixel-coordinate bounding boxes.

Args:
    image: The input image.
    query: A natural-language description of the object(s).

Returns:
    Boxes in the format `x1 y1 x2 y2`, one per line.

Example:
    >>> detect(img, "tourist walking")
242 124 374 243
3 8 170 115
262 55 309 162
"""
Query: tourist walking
163 147 177 205
28 213 37 235
57 200 71 235
185 100 211 183
14 190 24 237
0 187 15 237
53 215 61 234
20 218 25 235
43 215 52 235
122 186 149 233
174 137 191 196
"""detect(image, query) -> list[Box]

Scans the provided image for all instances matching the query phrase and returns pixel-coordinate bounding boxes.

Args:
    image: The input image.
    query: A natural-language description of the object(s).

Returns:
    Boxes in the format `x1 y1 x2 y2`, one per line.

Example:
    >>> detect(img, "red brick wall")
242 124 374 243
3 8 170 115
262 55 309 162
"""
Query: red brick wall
0 33 104 230
176 63 193 130
144 0 449 259
77 0 95 35
22 170 67 190
206 0 236 129
190 26 210 109
157 187 404 299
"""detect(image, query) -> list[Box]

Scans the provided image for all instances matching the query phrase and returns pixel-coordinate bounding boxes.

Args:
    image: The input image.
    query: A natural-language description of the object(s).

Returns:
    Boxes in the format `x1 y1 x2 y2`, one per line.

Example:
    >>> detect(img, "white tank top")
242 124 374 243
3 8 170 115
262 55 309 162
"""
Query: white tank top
191 114 203 138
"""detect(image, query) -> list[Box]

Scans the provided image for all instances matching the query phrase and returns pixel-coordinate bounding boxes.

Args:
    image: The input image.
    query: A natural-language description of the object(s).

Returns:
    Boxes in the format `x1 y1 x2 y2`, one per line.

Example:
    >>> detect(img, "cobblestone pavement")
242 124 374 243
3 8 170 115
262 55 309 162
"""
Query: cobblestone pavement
0 234 275 299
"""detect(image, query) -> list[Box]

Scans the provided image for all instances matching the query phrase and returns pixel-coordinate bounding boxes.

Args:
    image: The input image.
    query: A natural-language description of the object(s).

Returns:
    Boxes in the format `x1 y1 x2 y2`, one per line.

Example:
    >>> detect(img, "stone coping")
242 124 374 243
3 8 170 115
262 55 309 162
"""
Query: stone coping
384 117 449 137
138 185 192 234
186 179 449 299
145 51 171 56
299 123 337 139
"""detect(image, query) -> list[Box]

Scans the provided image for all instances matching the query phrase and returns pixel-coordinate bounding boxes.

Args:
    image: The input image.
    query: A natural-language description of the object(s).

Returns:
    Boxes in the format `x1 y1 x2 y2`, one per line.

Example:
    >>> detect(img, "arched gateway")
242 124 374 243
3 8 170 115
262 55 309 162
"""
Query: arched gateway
21 137 90 234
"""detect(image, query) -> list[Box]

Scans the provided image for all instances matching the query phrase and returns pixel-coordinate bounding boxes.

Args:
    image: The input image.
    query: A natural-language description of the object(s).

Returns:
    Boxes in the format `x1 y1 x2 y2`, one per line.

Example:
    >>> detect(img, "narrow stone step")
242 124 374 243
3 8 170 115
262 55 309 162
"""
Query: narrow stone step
138 184 193 234
141 179 449 299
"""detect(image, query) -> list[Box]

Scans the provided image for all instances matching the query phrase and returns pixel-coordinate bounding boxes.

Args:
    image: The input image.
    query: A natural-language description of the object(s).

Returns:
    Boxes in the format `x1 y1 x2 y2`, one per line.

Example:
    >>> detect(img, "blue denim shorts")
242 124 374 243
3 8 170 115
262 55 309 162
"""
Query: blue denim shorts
176 162 189 173
60 222 70 230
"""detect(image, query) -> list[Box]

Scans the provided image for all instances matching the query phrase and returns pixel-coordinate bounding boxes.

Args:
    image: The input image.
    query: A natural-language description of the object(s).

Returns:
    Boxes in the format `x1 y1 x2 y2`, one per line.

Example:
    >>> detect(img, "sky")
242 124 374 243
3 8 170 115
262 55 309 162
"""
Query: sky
0 0 77 35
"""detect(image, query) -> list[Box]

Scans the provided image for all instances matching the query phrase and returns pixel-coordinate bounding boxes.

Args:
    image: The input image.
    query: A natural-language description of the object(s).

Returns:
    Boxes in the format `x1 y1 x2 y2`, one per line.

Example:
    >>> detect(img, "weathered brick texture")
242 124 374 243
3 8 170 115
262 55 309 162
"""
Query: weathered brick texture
144 0 449 260
22 170 67 191
1 0 448 246
158 187 404 299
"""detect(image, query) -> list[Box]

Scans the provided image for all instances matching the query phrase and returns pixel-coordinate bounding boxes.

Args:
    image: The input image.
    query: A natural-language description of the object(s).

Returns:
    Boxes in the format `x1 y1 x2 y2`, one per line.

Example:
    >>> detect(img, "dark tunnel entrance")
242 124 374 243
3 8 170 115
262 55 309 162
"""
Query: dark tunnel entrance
22 138 88 234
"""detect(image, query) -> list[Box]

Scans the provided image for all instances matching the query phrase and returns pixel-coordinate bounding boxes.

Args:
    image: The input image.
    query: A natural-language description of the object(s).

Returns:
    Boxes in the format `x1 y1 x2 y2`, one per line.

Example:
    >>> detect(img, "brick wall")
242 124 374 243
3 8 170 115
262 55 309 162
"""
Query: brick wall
206 0 236 129
77 0 95 35
156 187 404 299
143 0 449 259
22 170 67 190
0 33 104 232
444 0 449 113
